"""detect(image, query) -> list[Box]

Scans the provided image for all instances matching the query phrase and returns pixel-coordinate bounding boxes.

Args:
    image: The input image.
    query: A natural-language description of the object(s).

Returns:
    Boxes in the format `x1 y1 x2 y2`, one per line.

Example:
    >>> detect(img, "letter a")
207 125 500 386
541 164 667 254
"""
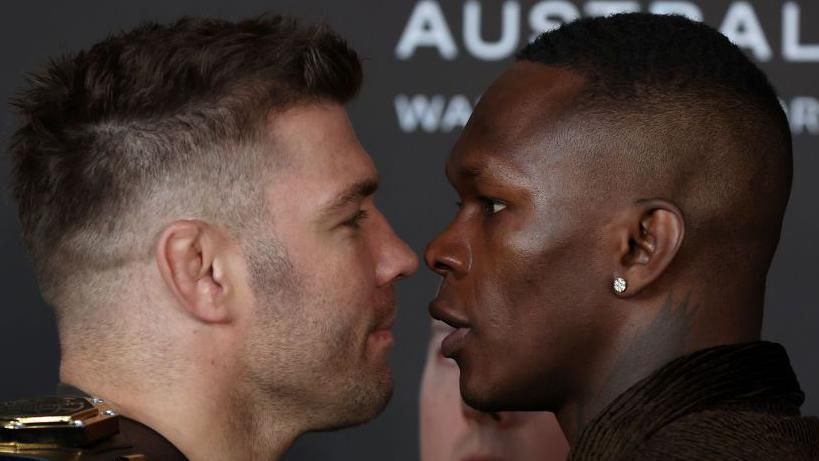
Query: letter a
395 1 458 60
719 2 772 62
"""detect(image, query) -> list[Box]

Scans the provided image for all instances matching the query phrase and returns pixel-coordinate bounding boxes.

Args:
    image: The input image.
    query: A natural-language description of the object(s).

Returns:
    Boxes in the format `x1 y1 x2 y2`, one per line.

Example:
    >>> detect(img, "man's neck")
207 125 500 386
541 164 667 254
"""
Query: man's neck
60 361 303 461
555 289 761 444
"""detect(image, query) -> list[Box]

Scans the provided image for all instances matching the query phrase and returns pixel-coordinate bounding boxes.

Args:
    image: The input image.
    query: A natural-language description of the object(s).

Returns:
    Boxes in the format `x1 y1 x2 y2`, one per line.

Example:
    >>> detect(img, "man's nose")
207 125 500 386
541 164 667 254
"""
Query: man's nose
425 223 470 279
375 212 419 285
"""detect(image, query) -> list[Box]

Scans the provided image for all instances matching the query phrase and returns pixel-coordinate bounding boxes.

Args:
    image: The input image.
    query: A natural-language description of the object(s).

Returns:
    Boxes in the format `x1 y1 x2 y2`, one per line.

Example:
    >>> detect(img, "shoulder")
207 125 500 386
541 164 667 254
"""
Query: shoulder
0 396 184 461
633 408 819 461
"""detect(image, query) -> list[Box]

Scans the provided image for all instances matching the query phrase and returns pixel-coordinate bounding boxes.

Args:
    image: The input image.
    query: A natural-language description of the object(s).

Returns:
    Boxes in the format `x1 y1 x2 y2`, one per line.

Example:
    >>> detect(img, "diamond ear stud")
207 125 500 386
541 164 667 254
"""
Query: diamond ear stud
613 277 628 294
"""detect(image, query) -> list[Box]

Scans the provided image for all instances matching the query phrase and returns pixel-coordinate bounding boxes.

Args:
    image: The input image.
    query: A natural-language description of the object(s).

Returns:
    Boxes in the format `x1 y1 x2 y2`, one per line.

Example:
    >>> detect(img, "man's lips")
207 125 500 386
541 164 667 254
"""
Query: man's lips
429 299 471 358
369 308 396 343
374 315 395 332
369 328 394 343
440 326 470 358
429 299 469 329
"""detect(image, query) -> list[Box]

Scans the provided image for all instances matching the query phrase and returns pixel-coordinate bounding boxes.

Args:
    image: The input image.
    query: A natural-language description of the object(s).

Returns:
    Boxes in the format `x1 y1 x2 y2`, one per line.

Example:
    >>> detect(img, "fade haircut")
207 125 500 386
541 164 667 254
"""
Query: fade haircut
10 15 362 306
517 13 792 273
517 13 788 128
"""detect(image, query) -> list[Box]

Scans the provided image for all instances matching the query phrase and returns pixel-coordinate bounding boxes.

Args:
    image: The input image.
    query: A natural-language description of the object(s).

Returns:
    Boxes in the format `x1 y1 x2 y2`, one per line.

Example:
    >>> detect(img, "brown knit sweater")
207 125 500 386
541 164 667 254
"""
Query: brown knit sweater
570 342 819 460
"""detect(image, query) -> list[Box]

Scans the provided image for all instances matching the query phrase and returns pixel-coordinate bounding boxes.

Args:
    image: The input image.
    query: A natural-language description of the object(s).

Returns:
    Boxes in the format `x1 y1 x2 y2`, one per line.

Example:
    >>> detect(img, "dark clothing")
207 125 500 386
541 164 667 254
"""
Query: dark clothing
570 342 819 461
56 384 188 461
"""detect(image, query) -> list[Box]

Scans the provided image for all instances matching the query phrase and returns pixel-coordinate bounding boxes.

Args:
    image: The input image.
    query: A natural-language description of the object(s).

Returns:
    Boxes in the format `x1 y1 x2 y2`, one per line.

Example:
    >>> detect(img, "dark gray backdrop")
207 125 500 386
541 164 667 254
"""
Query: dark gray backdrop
0 1 816 460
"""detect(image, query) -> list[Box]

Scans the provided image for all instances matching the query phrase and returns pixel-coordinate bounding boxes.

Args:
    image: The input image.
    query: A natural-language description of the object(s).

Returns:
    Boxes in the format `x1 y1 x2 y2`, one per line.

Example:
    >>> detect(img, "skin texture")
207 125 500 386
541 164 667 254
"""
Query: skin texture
61 103 418 461
238 103 416 431
425 62 770 443
420 320 569 461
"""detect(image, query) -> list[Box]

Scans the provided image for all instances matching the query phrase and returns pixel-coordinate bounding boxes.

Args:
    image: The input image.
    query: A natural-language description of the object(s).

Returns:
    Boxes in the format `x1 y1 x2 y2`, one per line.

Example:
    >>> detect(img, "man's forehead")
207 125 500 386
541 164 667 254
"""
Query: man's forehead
476 64 585 140
259 103 379 214
319 176 379 216
445 150 523 183
486 62 587 108
448 63 587 176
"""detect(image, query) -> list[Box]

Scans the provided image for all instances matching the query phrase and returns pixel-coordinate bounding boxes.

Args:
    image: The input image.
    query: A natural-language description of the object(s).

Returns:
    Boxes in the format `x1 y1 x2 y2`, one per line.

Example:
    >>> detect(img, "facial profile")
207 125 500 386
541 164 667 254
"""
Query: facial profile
426 13 794 445
426 63 622 412
7 14 421 459
238 103 419 429
420 320 569 461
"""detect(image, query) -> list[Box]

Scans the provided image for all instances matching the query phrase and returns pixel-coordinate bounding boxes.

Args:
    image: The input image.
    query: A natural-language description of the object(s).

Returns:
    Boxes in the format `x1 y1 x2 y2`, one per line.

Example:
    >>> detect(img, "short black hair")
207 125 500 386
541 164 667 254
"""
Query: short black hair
517 13 792 274
517 13 788 138
9 15 362 301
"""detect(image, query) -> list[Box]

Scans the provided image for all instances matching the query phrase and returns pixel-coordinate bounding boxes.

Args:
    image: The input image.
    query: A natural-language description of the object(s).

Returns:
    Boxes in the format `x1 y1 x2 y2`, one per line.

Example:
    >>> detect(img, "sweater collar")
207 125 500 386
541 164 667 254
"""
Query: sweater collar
570 341 804 461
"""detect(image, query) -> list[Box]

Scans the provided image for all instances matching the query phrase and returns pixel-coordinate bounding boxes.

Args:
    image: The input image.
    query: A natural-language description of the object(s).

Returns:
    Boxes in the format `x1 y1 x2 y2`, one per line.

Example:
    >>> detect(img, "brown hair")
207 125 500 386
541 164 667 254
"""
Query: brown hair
9 15 362 303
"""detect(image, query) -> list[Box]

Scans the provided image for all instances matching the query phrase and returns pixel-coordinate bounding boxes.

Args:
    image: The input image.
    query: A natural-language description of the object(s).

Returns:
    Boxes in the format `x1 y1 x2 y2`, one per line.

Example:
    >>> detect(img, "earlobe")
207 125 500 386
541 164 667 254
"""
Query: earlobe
156 220 232 323
614 200 685 297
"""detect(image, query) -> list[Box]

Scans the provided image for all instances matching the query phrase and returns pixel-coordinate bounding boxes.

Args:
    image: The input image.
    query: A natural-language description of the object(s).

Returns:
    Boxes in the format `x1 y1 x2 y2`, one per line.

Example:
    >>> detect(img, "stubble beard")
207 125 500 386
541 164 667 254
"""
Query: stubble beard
240 236 393 434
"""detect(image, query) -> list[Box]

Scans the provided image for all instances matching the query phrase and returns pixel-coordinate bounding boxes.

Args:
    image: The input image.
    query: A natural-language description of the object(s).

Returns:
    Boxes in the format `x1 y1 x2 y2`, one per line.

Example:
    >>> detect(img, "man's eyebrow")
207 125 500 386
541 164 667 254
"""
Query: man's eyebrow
321 178 379 216
444 160 485 189
461 166 483 178
446 163 483 180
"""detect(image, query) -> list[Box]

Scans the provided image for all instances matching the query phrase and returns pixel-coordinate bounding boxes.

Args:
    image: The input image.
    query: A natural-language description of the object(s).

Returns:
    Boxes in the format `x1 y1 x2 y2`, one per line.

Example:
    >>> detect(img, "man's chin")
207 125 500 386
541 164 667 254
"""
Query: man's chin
459 373 520 413
357 378 393 423
318 373 393 431
462 376 560 413
461 389 503 413
359 368 393 418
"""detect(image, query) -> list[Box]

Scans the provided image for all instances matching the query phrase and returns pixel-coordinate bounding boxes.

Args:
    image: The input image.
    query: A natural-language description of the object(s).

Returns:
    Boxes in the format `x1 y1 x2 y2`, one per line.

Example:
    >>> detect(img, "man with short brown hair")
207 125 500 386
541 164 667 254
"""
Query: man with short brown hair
5 15 417 460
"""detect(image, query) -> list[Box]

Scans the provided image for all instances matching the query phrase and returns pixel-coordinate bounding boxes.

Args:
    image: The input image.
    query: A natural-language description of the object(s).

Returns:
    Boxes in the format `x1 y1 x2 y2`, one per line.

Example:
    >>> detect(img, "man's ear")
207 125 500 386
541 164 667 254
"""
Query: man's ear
156 220 233 323
612 199 685 297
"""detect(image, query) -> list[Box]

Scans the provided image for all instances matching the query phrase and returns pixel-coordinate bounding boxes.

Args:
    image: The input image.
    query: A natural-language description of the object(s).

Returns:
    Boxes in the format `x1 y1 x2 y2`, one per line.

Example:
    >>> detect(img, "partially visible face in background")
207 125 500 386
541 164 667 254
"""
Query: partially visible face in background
420 320 569 461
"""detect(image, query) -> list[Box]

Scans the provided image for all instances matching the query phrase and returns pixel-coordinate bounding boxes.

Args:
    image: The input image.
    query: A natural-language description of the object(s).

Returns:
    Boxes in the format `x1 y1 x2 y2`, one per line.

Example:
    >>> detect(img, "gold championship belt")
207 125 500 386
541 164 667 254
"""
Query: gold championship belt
0 396 121 460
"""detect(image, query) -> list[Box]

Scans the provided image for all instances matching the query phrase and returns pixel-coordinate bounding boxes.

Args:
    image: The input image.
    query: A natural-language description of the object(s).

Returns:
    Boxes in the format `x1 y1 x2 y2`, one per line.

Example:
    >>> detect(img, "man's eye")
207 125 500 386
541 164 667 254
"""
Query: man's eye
343 209 369 228
481 198 507 215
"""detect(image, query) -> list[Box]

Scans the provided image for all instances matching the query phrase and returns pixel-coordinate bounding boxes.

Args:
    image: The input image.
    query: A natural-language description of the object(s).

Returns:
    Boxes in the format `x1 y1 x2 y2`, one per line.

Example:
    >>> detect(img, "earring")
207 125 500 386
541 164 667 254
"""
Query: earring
613 277 627 294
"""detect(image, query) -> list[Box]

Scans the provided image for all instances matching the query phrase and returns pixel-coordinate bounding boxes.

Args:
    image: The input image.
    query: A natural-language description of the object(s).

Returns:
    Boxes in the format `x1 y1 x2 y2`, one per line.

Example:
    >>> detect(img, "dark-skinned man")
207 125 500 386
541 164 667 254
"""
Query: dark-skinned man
426 13 819 461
